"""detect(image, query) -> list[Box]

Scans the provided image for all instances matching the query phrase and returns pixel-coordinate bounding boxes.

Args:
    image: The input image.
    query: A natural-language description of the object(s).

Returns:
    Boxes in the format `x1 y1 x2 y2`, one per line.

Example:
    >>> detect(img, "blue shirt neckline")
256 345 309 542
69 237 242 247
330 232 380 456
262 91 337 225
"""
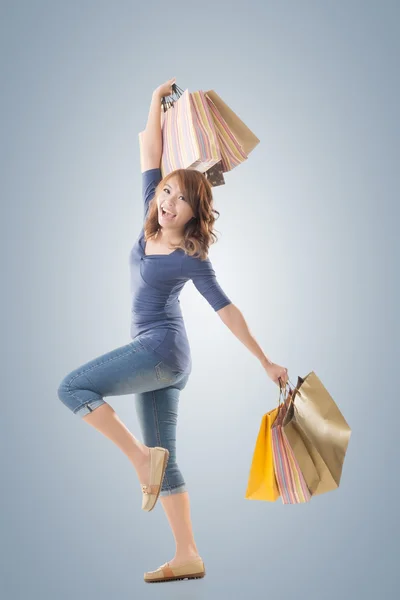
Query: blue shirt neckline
140 228 182 257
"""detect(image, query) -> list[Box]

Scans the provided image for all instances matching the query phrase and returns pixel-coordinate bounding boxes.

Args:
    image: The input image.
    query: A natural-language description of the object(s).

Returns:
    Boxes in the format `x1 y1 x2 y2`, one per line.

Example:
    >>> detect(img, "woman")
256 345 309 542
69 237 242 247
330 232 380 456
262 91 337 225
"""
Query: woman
58 77 289 583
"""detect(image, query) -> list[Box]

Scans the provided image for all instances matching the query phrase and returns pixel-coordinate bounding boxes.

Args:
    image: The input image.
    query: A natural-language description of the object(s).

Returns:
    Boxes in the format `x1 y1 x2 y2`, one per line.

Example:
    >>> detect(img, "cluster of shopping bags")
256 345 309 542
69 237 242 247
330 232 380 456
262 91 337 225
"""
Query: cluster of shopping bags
245 371 352 504
139 83 260 187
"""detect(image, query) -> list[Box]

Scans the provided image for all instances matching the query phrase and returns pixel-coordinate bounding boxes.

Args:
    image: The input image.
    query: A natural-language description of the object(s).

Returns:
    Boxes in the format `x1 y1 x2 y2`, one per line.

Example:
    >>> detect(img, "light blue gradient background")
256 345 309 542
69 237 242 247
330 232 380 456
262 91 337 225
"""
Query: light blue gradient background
1 0 398 597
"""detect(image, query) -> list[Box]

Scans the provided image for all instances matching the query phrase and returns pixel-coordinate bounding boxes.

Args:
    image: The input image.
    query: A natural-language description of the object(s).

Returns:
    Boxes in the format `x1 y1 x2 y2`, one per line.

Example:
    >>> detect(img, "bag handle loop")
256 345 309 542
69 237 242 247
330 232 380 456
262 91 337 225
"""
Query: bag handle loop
161 83 184 113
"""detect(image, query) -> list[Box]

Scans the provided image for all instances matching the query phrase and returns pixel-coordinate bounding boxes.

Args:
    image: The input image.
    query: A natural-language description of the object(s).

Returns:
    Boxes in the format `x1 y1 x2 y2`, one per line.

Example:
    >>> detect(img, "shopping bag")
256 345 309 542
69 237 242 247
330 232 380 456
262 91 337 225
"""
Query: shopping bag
284 372 352 496
282 398 321 495
204 160 225 187
138 84 222 178
271 390 312 504
204 93 248 173
245 406 280 501
189 89 222 172
205 89 260 155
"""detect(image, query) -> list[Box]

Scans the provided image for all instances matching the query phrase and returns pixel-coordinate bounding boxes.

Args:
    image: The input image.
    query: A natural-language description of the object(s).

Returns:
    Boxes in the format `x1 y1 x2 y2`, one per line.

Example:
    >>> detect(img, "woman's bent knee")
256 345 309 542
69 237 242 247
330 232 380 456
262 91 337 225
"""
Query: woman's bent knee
57 373 105 417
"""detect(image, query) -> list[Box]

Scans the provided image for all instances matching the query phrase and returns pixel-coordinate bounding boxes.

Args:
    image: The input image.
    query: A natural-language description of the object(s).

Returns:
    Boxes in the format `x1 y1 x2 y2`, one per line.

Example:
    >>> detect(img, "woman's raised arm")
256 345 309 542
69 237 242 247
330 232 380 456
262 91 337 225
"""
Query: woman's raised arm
140 77 176 173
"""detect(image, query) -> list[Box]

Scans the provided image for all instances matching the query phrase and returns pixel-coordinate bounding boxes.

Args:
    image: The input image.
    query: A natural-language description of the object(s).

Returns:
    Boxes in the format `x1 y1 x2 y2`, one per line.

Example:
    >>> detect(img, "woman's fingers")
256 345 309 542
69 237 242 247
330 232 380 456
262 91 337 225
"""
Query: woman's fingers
156 77 177 98
278 369 289 385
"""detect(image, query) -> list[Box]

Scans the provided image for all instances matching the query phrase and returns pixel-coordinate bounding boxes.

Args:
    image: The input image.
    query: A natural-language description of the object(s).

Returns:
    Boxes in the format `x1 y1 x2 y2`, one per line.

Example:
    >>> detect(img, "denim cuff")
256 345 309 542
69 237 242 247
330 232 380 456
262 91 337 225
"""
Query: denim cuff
159 483 187 496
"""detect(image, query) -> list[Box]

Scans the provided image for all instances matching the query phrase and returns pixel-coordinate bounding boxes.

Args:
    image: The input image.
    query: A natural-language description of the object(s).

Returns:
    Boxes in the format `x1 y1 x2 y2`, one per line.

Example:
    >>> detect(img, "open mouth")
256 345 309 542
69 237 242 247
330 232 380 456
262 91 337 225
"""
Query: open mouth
161 207 176 219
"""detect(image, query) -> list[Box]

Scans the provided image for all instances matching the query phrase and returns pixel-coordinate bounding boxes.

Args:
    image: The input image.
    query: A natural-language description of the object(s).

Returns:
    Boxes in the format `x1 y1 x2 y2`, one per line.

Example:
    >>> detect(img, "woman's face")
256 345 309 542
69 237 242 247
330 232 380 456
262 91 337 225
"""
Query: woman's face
156 176 195 231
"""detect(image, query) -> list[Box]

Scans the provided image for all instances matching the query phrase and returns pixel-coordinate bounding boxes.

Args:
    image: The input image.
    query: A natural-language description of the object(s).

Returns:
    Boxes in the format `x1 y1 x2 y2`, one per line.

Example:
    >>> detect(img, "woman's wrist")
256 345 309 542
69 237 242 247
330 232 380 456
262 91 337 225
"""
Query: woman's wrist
260 355 273 368
152 88 163 100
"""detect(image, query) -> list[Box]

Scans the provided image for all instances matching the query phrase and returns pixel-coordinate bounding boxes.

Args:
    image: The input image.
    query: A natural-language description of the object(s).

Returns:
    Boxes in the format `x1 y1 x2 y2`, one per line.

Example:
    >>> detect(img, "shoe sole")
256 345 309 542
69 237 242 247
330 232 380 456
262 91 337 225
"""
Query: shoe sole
144 570 206 583
144 447 169 512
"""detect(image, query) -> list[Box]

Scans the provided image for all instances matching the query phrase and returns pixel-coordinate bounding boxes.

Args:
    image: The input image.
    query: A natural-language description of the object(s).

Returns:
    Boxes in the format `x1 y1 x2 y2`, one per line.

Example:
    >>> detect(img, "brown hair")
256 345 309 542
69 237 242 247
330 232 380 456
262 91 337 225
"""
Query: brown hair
143 168 221 260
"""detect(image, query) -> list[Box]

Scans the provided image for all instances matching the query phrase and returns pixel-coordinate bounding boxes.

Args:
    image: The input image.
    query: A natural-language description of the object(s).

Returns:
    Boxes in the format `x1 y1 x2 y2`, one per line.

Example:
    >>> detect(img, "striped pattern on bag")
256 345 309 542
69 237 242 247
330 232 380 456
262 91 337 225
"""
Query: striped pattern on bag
205 95 248 172
160 89 221 176
271 401 311 504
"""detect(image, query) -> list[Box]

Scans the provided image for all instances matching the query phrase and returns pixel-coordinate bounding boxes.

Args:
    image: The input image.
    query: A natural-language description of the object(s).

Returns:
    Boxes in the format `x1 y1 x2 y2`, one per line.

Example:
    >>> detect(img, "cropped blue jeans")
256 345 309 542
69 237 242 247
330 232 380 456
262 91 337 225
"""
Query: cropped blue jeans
57 336 191 496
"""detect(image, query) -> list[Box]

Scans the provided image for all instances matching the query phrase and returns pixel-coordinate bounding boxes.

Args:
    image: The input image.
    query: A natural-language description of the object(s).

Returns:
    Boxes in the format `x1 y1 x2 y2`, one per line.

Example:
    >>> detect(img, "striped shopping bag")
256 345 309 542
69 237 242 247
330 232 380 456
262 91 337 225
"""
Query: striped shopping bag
162 84 222 177
271 390 312 504
205 89 260 156
138 85 221 178
204 93 249 172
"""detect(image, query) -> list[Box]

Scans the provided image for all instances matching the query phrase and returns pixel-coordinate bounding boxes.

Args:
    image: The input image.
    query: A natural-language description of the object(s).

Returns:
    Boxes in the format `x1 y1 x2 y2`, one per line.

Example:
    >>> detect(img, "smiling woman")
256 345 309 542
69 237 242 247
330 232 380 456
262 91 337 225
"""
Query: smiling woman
58 77 287 585
142 166 221 260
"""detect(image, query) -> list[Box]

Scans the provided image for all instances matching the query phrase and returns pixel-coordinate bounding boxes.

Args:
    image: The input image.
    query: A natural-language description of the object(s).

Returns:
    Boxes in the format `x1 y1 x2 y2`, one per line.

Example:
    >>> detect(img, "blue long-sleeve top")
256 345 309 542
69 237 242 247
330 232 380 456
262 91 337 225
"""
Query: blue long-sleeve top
129 168 232 373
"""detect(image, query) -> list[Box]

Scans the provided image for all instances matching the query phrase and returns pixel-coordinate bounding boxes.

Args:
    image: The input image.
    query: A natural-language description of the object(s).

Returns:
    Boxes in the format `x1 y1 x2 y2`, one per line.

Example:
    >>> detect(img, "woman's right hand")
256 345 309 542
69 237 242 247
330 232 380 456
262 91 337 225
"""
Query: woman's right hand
154 77 177 98
262 359 289 387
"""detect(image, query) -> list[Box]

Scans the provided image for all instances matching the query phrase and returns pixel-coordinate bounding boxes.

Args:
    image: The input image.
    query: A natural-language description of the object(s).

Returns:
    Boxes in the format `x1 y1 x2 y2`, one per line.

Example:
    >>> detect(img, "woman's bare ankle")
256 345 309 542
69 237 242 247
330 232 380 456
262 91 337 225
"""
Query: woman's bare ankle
173 548 201 562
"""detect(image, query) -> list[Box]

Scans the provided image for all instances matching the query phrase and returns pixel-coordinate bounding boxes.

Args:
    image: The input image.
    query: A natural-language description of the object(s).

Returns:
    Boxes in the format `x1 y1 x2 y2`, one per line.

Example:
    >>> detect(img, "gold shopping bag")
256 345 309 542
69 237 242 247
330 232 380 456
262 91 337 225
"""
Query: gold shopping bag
245 406 280 501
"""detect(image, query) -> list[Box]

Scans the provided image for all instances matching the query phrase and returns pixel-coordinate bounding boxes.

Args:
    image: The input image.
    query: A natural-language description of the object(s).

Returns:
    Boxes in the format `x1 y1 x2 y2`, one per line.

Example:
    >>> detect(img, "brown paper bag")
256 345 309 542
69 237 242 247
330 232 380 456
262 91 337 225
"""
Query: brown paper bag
284 372 352 496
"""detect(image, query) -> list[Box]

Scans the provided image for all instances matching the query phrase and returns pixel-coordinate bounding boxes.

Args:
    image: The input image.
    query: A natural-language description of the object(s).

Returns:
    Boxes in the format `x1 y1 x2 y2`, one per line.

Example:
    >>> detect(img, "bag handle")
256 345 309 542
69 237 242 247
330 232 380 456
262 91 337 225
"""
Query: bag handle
279 377 305 417
276 379 289 415
172 83 184 95
161 83 184 113
276 376 302 413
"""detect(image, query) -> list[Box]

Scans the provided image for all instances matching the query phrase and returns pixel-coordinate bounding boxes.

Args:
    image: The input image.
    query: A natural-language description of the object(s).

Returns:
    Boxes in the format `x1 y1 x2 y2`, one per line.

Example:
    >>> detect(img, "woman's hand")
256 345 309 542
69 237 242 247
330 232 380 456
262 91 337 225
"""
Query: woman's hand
262 358 289 387
154 77 176 99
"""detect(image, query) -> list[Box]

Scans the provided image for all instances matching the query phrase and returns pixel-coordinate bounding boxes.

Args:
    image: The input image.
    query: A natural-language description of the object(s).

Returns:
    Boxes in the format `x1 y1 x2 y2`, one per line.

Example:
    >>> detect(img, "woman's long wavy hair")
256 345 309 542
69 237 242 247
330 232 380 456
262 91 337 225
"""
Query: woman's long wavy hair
143 169 221 261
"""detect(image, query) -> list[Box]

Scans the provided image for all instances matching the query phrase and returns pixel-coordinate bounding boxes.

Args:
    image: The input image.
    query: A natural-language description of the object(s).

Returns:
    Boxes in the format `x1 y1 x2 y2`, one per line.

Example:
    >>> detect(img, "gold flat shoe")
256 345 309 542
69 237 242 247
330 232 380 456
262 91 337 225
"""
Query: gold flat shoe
144 557 206 583
141 447 169 512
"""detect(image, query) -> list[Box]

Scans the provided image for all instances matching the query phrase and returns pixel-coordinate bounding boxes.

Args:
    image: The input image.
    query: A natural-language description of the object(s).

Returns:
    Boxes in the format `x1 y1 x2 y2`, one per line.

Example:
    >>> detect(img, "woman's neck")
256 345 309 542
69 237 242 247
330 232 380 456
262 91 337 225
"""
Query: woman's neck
155 228 183 245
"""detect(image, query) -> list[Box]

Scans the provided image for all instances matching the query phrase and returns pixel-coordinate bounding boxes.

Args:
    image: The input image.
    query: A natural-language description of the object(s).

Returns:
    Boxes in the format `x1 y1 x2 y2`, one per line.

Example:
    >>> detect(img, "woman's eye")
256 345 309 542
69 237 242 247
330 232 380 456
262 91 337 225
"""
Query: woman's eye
164 188 185 201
